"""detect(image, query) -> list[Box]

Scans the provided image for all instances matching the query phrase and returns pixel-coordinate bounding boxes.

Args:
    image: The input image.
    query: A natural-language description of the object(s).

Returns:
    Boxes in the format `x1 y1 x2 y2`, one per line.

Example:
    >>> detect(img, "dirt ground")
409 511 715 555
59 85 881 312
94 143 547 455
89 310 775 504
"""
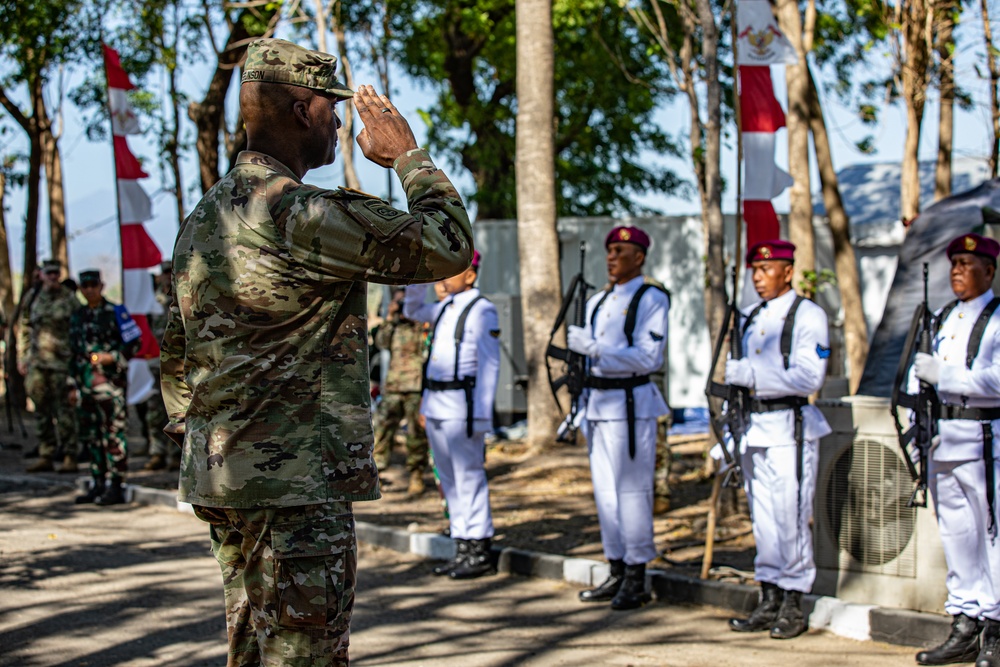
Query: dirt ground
0 408 758 582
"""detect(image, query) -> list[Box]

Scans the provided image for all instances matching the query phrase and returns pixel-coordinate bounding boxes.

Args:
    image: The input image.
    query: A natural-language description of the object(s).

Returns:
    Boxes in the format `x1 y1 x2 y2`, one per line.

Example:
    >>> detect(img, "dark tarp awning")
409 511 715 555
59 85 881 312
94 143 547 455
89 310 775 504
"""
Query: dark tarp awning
858 179 1000 397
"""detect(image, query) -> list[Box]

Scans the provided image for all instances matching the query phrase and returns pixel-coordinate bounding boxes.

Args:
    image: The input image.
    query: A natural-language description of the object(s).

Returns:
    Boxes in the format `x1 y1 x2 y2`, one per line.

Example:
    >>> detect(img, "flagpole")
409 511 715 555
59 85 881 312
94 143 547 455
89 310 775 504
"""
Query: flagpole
101 43 126 301
732 8 744 297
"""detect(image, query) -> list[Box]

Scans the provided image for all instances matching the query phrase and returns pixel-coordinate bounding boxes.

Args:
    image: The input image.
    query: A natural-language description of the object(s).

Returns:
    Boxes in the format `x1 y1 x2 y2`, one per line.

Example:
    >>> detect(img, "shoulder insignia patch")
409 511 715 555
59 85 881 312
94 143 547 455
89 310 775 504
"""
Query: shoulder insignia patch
490 329 501 338
345 197 409 242
816 343 831 359
650 331 664 341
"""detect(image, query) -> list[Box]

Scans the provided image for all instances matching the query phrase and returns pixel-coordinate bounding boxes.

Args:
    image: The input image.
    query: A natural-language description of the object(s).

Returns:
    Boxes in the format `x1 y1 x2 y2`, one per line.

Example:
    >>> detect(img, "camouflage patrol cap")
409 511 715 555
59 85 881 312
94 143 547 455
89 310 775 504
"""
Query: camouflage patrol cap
79 269 102 285
242 38 353 99
41 259 61 273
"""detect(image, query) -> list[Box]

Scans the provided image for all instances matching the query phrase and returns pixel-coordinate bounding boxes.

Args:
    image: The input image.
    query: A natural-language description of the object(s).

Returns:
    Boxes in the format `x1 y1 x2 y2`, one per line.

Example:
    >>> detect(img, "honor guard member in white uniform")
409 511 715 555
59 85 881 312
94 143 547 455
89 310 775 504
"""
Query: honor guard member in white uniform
404 250 501 579
725 240 832 639
568 225 670 610
910 233 1000 667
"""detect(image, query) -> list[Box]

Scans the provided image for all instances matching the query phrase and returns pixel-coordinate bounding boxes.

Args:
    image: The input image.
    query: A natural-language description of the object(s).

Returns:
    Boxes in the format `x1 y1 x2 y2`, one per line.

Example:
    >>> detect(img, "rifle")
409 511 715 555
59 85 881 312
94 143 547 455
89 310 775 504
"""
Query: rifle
890 262 937 508
545 242 591 443
705 266 748 488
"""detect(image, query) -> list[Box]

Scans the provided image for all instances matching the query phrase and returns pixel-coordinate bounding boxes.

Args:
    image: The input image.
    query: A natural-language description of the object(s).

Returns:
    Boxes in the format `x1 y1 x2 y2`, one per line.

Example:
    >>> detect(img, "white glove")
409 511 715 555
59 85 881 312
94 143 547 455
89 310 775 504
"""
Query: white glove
914 352 941 386
725 358 754 388
567 325 599 358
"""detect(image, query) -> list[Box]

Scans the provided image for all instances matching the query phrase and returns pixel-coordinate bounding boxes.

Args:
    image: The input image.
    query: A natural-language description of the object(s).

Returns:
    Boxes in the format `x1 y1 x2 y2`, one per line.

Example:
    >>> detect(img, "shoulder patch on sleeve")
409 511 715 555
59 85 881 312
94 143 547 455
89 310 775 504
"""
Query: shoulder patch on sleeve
650 331 664 341
816 343 831 359
344 196 411 243
490 329 501 338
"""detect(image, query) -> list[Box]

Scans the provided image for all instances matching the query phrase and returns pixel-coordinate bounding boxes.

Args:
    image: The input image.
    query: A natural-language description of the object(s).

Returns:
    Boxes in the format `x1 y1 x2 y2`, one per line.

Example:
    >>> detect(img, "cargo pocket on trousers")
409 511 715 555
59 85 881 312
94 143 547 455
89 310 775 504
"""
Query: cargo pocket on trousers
269 517 356 630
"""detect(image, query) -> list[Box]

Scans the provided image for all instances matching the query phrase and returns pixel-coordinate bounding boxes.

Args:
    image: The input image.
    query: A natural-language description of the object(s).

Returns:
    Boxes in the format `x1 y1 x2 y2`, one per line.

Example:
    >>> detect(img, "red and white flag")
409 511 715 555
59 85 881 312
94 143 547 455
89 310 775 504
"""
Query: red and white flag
737 0 798 66
103 43 162 404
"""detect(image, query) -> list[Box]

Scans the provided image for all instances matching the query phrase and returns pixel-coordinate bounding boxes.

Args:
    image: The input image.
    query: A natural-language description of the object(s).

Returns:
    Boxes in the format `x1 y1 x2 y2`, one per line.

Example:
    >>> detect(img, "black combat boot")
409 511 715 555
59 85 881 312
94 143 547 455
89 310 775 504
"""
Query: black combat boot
977 618 1000 667
770 589 807 639
433 539 469 576
449 538 496 579
610 564 652 610
729 582 782 632
579 559 626 603
95 477 126 506
75 478 105 505
916 613 983 665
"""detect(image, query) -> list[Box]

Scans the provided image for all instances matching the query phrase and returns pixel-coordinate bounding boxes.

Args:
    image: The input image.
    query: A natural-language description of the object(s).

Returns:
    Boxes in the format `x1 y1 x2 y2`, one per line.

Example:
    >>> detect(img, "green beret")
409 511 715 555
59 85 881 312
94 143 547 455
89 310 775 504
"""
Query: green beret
241 38 353 99
79 270 101 284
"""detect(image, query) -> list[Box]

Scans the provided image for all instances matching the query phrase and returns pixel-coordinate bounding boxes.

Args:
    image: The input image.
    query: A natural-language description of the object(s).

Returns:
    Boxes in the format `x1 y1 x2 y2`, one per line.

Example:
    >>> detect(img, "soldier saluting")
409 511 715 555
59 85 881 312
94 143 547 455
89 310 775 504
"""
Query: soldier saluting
908 233 1000 667
724 240 831 639
569 225 669 610
160 38 473 666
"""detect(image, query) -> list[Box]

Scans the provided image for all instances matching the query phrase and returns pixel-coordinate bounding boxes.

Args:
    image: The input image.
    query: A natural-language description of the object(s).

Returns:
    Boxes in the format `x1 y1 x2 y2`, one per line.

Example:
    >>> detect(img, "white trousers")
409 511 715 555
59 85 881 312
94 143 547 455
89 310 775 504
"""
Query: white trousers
742 440 819 593
425 418 494 540
930 457 1000 620
588 419 657 565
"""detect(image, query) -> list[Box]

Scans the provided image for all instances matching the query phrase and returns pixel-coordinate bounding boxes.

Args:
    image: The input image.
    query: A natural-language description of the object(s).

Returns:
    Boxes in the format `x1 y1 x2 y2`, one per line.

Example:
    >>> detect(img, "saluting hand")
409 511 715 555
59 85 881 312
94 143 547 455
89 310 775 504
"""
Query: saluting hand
354 85 419 168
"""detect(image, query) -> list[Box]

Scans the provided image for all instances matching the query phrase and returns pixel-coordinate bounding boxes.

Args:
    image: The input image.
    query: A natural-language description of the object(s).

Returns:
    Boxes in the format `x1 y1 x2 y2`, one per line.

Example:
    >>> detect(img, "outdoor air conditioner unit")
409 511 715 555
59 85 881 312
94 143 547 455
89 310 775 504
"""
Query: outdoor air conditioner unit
814 395 948 613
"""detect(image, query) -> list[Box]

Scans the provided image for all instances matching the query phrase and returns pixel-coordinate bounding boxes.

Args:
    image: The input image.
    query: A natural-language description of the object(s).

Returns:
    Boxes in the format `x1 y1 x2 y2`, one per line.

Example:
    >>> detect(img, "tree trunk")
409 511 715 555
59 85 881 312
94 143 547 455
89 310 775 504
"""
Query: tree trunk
515 0 562 450
775 0 814 291
693 0 726 350
807 67 868 392
899 0 931 221
0 169 17 322
40 125 68 275
934 4 955 200
188 5 278 192
983 0 999 178
331 4 361 190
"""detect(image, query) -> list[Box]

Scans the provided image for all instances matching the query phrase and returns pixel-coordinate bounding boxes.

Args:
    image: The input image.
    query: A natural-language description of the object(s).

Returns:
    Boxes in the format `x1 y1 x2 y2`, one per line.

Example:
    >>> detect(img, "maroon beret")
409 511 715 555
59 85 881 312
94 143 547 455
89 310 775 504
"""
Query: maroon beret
946 233 1000 261
747 239 795 264
605 226 651 250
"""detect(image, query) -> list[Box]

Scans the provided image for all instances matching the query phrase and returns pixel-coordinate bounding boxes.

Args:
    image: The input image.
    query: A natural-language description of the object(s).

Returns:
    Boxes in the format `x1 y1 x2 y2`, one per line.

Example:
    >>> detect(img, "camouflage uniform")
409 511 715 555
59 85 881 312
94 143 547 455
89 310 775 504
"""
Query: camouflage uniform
69 295 141 483
373 317 429 475
17 282 79 461
159 38 473 667
145 284 175 465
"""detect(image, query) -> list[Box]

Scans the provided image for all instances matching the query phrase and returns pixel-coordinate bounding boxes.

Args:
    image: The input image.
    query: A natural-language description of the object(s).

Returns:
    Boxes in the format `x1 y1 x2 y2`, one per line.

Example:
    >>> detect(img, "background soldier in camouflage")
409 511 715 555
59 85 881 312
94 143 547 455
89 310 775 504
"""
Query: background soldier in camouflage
143 260 177 471
373 288 430 497
160 38 473 667
69 270 142 506
18 259 79 473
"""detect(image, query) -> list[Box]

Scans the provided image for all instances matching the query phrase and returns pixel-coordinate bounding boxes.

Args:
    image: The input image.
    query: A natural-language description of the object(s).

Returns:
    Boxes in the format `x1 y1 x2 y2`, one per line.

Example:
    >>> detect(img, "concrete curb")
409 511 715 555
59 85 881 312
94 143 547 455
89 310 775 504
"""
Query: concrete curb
33 474 947 648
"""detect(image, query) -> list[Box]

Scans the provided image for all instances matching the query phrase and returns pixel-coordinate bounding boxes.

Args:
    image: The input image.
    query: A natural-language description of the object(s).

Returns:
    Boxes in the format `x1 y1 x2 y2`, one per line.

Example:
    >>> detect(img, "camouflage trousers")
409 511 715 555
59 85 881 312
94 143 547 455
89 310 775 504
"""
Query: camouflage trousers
654 415 672 499
145 366 173 459
25 366 77 459
193 502 356 667
78 382 128 479
373 392 429 473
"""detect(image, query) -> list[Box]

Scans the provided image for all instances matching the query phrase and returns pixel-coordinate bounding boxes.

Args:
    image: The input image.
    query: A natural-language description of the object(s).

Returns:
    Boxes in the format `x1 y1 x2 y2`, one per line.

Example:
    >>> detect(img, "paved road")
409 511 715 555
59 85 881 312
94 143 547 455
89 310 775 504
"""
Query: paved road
0 479 920 666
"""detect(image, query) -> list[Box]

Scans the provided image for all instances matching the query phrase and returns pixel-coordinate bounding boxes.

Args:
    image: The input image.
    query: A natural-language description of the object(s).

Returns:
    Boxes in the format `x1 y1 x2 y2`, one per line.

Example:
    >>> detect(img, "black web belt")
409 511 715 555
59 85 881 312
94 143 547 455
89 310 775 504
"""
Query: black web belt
746 395 809 526
584 374 652 460
939 405 1000 539
425 376 477 437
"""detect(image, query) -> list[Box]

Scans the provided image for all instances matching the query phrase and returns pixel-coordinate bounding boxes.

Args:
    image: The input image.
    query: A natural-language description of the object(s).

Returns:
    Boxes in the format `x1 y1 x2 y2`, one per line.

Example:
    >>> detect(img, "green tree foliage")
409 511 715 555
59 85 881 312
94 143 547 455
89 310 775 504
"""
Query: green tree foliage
387 0 685 219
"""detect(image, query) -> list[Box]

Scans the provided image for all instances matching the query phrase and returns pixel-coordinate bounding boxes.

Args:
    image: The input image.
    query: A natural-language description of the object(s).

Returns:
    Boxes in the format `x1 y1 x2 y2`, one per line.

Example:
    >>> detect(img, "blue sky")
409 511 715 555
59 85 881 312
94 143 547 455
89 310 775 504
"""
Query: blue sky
2 20 997 296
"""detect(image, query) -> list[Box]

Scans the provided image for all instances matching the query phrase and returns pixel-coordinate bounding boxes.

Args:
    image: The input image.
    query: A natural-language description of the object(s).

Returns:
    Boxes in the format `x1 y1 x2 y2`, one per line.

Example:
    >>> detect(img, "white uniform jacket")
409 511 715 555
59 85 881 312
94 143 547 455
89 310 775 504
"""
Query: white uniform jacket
582 275 669 422
919 290 1000 462
739 289 831 447
403 284 500 427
